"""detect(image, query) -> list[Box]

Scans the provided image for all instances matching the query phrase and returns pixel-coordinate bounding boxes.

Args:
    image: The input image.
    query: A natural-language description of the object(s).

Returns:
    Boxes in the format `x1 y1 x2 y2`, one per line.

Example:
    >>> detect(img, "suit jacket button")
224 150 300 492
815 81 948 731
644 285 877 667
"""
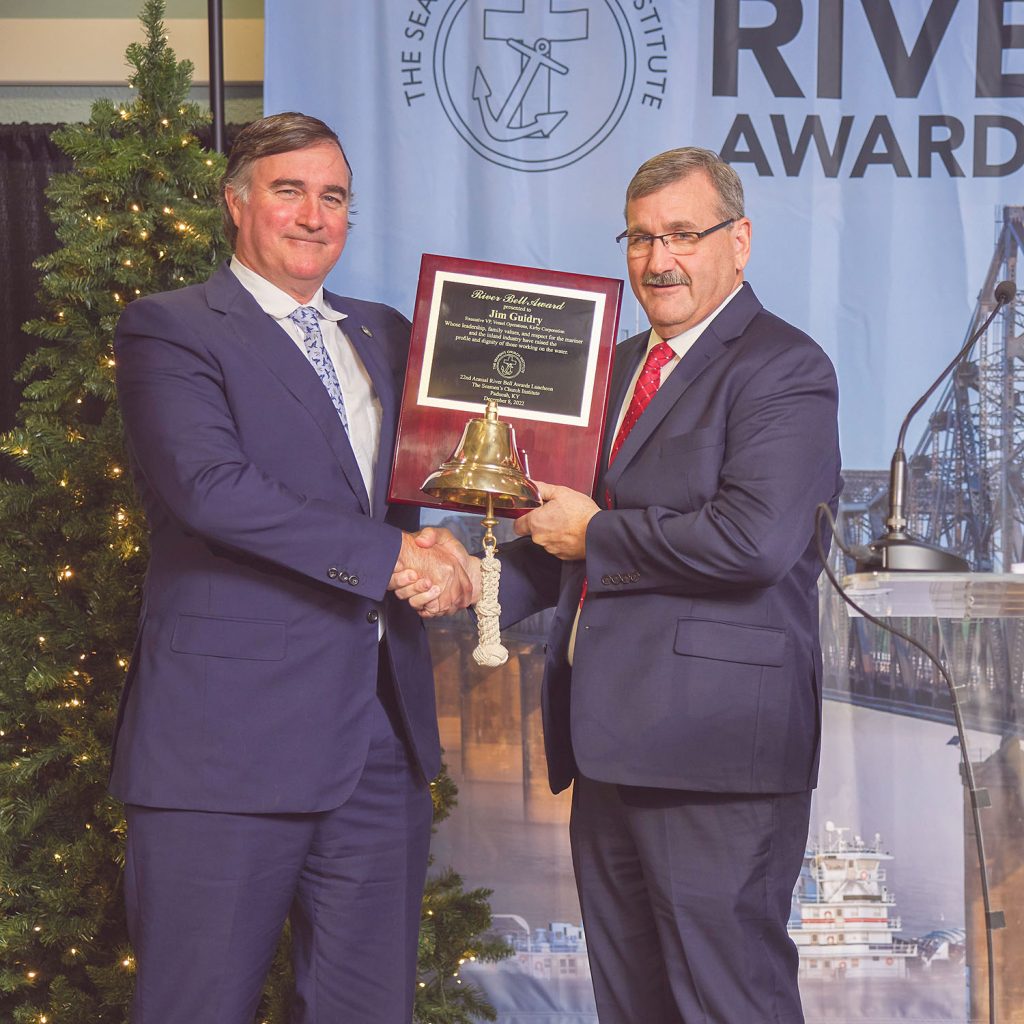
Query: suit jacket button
631 571 641 582
366 609 379 624
327 567 339 579
610 573 622 584
349 575 360 587
340 572 351 583
600 574 612 586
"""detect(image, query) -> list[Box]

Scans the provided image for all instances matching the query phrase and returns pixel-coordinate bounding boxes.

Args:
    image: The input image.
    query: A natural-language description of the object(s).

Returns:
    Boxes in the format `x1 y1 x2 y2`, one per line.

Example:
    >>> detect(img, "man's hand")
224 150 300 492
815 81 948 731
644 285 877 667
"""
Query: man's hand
513 481 599 560
388 527 481 617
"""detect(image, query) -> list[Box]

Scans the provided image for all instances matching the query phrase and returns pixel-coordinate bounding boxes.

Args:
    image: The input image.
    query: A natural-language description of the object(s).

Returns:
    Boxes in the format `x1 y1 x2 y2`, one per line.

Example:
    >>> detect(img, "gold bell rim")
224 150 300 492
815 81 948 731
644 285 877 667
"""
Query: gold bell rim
422 463 541 508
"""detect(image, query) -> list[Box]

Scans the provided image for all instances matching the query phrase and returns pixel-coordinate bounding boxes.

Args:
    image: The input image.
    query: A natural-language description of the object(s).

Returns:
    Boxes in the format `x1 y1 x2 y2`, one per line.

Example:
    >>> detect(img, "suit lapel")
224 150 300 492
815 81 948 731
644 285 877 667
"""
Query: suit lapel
328 294 399 521
603 283 762 494
204 265 371 513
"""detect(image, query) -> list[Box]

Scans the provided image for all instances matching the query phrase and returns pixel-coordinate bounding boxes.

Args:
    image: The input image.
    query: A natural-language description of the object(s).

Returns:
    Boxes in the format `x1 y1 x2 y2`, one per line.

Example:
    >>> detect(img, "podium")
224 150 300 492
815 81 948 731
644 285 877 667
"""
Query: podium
844 573 1024 1023
845 571 1024 619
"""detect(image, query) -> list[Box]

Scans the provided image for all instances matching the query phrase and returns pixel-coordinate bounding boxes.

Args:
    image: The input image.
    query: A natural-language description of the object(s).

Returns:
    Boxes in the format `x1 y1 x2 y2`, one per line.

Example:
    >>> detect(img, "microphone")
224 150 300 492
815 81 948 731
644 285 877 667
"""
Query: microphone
858 280 1016 572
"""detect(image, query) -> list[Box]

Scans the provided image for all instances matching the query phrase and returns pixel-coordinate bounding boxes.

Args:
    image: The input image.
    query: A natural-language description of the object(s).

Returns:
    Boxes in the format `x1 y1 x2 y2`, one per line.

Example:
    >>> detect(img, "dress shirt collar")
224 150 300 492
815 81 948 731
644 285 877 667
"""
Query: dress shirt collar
229 256 346 323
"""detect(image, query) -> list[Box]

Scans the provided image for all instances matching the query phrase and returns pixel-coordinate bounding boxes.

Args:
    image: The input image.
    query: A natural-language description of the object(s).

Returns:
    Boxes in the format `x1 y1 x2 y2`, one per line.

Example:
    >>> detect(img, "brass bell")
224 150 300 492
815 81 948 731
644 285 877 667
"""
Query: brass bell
422 400 540 512
421 400 540 669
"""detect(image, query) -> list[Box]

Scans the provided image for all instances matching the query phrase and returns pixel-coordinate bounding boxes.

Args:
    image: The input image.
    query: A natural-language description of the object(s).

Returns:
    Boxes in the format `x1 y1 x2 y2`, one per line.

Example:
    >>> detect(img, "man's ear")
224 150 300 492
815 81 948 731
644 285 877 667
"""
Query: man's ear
733 218 752 272
224 186 244 228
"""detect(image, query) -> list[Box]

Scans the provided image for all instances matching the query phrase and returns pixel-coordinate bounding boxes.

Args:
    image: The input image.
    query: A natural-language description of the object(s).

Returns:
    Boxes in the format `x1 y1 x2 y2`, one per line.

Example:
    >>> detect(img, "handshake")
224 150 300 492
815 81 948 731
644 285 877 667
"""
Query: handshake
387 481 597 618
388 527 481 618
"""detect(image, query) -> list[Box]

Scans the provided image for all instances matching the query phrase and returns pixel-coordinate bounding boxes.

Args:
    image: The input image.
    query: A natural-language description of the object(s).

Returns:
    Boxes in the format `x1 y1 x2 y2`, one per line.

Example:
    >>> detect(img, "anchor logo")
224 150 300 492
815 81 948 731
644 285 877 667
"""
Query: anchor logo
494 351 527 379
434 0 636 173
472 1 587 142
473 39 568 141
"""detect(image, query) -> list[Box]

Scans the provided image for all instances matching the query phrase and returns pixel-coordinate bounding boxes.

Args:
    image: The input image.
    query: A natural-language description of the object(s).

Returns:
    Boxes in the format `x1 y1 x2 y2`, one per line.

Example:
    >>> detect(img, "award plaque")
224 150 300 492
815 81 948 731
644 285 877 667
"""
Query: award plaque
389 253 622 514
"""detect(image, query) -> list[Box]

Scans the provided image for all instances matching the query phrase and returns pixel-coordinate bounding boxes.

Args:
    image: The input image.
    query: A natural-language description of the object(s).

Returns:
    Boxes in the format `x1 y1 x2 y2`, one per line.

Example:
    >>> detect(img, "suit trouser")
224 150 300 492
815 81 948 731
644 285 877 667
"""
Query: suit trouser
122 652 433 1024
570 775 811 1024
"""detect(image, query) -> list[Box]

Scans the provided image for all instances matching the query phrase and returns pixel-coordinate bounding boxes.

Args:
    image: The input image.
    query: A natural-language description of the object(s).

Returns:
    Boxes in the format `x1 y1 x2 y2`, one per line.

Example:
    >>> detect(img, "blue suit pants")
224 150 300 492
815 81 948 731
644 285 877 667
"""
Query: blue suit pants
123 672 432 1023
570 776 811 1024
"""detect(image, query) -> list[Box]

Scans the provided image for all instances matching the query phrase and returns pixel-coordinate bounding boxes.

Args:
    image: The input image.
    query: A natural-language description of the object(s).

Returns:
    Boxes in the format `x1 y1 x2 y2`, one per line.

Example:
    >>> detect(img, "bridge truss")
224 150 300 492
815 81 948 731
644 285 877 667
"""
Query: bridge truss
829 207 1024 735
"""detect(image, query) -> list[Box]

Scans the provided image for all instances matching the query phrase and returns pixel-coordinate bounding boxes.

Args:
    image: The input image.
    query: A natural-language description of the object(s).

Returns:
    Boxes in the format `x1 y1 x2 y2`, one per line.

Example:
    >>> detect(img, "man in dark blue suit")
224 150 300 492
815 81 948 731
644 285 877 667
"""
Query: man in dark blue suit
111 112 476 1023
406 148 841 1022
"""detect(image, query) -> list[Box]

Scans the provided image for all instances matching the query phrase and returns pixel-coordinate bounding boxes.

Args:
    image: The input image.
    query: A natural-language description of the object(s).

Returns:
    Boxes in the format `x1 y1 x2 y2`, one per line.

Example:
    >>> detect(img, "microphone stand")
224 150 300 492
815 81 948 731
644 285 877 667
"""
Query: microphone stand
858 281 1016 572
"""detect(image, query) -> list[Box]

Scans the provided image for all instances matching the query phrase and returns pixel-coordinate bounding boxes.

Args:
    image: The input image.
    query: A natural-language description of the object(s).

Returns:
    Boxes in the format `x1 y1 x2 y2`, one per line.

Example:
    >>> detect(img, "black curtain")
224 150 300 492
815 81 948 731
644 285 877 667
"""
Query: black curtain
0 124 71 433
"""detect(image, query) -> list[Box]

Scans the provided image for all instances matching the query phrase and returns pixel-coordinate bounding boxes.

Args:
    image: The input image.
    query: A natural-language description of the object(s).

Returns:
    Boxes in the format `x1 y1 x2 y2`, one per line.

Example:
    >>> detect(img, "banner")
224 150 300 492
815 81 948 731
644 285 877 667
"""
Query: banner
265 4 1024 1021
266 0 1024 470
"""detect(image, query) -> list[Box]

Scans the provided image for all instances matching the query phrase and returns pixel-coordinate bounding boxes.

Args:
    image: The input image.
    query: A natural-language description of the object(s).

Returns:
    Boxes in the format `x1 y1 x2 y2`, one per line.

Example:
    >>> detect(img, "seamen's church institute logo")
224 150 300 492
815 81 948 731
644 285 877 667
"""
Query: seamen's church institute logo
426 0 637 173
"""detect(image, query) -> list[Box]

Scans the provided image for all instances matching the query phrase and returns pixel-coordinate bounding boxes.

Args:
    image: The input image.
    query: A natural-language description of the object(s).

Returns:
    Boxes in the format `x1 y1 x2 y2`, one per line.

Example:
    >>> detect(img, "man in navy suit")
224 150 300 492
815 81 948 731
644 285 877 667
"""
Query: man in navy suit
404 147 841 1022
112 112 476 1023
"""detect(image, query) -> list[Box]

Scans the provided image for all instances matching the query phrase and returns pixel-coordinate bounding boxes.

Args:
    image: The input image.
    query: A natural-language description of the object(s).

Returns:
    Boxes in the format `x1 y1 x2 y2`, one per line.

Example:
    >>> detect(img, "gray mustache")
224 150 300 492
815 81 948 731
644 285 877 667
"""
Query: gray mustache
642 270 690 287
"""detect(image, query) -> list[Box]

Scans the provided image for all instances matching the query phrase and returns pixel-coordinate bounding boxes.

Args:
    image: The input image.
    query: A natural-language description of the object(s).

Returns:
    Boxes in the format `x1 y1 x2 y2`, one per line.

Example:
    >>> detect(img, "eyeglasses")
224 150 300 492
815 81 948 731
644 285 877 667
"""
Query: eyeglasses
615 219 735 258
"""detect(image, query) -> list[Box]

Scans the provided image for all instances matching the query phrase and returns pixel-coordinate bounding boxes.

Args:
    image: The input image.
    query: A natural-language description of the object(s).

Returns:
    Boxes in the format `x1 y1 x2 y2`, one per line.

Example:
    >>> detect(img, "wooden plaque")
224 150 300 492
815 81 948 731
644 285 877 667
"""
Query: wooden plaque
389 253 622 515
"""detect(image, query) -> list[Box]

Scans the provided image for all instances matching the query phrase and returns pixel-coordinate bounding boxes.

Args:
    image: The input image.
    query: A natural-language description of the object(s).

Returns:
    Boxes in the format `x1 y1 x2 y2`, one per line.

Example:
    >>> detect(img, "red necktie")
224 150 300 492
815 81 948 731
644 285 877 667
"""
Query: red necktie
608 340 676 466
580 340 675 608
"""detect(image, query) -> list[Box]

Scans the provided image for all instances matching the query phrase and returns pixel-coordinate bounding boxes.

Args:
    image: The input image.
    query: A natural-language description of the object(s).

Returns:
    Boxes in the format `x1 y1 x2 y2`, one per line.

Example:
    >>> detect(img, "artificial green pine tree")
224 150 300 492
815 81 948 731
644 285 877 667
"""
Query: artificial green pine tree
0 4 225 1020
1 4 509 1022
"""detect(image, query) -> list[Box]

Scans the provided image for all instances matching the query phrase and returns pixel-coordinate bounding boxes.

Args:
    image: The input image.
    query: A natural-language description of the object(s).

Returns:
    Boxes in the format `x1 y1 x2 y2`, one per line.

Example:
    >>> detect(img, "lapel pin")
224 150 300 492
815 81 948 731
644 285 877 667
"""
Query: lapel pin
360 325 373 337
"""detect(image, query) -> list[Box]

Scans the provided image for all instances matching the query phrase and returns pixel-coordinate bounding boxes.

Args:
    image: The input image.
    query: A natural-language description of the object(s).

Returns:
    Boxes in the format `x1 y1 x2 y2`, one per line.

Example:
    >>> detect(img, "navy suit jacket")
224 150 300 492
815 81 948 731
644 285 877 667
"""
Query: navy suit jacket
500 283 842 795
109 263 440 813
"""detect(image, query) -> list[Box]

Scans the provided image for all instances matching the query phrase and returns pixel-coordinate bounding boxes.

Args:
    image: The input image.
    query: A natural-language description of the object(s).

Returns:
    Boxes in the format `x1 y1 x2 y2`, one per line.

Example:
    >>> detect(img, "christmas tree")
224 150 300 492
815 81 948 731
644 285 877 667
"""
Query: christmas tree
0 4 508 1021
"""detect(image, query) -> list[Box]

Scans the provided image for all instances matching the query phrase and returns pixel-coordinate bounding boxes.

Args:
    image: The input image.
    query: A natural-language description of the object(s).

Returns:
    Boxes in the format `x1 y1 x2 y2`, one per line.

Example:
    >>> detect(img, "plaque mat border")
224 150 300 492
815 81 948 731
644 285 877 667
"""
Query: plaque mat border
417 270 607 427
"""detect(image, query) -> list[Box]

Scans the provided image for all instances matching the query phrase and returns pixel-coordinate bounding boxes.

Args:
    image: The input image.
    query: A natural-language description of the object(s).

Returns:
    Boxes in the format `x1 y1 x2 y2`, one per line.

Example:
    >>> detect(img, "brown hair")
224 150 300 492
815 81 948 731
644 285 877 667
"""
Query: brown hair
624 147 744 222
220 112 352 246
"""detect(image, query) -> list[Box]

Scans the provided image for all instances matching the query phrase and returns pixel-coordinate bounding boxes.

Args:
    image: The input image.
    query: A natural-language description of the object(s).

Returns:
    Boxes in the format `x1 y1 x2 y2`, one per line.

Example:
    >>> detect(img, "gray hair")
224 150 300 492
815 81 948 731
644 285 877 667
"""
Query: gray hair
220 112 352 247
624 147 745 222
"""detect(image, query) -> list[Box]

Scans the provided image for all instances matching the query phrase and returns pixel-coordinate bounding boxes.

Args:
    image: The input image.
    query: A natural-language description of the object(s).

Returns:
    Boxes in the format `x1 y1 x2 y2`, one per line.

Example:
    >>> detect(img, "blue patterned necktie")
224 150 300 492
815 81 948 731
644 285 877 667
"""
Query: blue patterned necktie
288 305 349 434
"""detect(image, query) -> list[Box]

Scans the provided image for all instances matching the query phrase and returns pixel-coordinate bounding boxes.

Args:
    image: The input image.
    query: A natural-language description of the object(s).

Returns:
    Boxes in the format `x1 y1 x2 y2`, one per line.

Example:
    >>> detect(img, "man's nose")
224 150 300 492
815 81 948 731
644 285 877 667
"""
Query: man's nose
295 195 323 229
646 236 677 273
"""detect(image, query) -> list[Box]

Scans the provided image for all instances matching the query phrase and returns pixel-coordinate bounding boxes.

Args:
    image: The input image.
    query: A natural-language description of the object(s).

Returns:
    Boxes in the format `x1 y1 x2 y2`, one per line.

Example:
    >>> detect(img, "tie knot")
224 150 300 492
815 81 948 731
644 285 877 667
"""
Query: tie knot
646 340 675 370
288 306 319 330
